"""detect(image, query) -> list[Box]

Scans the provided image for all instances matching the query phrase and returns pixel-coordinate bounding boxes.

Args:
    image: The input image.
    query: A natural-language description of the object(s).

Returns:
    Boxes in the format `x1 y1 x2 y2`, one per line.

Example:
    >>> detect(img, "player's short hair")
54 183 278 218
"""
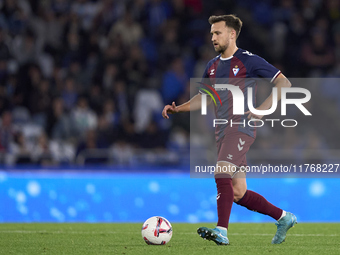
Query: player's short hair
208 14 242 38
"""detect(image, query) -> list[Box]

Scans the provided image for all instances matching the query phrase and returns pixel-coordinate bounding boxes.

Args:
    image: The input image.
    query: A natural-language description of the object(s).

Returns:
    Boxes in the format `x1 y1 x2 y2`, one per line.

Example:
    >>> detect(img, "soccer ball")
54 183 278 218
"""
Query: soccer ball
141 216 173 245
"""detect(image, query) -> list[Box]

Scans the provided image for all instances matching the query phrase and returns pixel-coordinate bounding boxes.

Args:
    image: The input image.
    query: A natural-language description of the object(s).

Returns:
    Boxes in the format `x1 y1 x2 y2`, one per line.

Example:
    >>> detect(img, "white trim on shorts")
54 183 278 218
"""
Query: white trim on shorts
217 161 244 178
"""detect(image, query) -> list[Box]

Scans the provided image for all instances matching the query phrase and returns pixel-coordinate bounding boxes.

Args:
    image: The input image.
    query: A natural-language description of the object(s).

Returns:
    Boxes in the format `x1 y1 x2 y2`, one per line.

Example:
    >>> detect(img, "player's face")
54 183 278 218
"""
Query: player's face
210 21 232 54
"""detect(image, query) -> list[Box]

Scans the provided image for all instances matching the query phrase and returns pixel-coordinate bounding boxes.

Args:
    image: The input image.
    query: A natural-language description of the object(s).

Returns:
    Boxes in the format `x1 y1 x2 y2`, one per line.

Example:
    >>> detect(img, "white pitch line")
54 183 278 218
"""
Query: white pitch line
0 230 338 237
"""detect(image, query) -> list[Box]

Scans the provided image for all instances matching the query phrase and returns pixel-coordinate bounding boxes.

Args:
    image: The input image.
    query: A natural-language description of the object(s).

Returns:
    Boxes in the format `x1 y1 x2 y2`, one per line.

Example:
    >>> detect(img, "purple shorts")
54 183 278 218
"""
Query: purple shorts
216 132 255 168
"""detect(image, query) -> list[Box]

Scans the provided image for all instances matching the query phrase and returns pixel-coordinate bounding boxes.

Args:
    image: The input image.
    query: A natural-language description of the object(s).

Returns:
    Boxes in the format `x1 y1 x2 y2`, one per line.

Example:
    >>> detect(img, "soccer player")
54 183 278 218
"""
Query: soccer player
162 15 297 245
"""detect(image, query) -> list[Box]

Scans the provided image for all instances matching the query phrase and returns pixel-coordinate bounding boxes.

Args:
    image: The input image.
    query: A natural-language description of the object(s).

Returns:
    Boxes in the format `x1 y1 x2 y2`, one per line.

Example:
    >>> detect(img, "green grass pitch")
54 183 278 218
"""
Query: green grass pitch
0 223 339 255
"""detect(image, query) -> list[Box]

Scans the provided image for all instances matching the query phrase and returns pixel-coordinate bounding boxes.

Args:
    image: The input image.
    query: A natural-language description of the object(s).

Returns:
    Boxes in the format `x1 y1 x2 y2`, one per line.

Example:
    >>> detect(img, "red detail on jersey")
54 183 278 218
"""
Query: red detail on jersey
229 56 256 137
226 56 246 133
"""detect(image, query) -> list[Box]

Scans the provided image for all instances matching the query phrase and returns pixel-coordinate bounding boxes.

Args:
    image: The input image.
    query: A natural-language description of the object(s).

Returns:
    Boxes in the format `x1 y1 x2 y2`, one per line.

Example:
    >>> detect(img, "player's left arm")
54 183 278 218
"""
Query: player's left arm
246 73 291 119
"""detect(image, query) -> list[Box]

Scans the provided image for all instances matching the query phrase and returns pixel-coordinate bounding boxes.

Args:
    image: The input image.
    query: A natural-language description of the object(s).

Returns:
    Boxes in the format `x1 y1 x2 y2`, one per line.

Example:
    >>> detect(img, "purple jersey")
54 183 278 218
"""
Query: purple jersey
200 48 280 141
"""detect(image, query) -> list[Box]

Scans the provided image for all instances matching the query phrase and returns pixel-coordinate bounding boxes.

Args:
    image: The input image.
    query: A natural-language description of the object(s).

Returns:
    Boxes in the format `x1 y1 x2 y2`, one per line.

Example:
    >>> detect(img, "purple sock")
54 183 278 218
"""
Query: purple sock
215 174 234 229
236 190 283 220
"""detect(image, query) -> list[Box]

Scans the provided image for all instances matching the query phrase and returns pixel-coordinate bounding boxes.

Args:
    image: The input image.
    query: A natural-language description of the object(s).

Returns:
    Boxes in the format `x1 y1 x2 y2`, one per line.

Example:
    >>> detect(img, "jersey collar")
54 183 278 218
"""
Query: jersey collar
219 48 241 61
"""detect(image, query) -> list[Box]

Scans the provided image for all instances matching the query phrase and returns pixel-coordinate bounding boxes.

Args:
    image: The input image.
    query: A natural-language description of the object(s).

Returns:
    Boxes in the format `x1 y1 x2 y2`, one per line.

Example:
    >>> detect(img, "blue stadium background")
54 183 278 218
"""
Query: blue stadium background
0 1 339 224
1 167 339 223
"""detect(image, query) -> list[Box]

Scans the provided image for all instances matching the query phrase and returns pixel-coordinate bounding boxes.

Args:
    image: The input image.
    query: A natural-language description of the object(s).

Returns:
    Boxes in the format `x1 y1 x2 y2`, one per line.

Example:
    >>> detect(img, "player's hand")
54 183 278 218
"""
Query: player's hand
162 102 178 119
245 110 263 120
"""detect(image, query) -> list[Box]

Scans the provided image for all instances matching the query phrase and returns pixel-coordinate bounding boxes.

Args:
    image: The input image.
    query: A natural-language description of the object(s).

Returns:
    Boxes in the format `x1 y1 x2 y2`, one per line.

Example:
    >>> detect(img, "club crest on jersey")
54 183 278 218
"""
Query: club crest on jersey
232 65 239 76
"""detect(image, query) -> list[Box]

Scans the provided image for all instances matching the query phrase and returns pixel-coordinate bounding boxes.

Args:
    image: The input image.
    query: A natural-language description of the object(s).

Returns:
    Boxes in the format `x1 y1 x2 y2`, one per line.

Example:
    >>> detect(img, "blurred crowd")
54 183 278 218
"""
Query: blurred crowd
0 0 339 166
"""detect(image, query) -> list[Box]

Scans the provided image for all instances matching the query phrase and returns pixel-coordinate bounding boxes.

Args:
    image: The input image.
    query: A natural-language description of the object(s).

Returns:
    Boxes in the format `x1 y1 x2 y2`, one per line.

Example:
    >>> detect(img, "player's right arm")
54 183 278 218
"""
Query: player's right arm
162 59 215 119
162 94 212 119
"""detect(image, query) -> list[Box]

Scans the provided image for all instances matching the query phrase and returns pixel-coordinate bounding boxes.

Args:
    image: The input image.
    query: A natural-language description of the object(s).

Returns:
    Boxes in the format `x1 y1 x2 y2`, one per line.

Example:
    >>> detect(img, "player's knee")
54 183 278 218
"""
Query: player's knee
233 187 246 202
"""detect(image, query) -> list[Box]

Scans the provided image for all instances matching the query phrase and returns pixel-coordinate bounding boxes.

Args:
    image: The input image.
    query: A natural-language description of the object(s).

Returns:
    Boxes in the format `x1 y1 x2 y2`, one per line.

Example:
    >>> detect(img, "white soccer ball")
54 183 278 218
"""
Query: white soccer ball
141 216 173 245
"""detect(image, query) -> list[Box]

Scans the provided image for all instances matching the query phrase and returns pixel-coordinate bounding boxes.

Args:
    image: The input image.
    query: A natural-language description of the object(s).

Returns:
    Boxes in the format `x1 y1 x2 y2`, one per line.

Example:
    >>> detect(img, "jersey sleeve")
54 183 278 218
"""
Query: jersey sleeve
199 61 213 94
250 55 281 83
202 63 209 80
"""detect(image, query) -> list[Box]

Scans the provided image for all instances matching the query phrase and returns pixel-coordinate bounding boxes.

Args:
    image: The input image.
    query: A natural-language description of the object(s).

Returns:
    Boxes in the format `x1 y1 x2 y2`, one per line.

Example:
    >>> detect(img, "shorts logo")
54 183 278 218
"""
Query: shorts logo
238 138 245 151
227 154 233 160
216 193 221 200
